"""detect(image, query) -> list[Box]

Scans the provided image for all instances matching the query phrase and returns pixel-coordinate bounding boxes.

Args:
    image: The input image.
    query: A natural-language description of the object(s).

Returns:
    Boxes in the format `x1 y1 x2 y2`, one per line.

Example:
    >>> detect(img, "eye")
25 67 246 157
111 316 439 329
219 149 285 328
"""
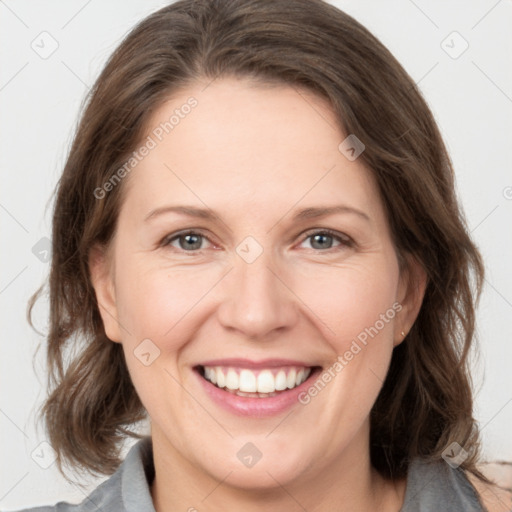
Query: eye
299 229 353 251
161 230 213 252
160 228 353 254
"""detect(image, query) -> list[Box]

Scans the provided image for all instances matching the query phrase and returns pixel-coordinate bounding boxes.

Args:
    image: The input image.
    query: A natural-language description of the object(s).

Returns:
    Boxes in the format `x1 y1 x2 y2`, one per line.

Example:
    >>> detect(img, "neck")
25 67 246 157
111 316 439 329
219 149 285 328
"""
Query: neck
150 425 406 512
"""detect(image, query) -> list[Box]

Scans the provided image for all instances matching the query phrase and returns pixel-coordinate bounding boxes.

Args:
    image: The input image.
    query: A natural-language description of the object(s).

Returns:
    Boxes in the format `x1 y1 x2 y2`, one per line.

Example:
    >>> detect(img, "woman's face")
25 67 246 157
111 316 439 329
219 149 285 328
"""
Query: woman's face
91 78 423 489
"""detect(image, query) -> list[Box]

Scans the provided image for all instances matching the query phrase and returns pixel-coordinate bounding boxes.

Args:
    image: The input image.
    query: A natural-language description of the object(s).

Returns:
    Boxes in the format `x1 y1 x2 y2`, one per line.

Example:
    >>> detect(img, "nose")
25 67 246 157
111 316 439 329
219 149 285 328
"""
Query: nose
217 253 299 340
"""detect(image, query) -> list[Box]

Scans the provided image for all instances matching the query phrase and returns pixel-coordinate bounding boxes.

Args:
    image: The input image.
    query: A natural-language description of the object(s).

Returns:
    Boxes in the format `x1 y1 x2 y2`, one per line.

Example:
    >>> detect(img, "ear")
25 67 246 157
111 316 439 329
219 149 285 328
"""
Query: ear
88 243 122 343
394 254 427 346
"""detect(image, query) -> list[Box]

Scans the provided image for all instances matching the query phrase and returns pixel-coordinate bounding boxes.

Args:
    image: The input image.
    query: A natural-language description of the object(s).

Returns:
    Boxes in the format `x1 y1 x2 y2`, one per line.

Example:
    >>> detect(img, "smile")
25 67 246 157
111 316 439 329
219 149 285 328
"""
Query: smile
194 360 322 416
200 365 312 397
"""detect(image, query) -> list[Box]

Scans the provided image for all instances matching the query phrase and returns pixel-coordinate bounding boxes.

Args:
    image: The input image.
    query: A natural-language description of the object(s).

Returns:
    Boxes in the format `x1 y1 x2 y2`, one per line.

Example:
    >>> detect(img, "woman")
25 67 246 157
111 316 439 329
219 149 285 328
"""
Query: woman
20 0 511 510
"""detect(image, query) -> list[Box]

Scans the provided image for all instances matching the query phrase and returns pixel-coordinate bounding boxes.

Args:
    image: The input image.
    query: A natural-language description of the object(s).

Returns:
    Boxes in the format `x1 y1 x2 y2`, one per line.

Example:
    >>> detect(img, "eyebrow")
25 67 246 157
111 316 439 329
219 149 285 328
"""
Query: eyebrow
144 204 370 223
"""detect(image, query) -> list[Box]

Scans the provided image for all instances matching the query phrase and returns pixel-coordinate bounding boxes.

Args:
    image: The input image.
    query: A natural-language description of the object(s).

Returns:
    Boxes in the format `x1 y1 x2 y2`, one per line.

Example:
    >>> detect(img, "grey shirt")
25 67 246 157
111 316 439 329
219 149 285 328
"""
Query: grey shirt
10 436 485 511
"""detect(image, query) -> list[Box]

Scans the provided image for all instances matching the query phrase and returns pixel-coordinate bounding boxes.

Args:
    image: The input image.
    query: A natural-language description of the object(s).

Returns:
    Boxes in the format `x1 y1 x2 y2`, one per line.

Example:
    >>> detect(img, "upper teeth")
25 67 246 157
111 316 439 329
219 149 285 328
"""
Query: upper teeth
203 366 311 393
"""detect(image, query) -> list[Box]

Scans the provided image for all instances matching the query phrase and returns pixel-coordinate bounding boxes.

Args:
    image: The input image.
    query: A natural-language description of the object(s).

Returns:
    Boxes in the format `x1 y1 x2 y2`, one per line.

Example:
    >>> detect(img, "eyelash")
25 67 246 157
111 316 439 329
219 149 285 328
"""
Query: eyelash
160 228 354 254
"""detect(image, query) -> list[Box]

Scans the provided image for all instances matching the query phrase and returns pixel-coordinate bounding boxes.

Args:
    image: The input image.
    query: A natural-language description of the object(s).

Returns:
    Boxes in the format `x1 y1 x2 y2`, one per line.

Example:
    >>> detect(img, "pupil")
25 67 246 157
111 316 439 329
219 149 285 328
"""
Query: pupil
177 233 333 251
312 234 332 249
181 234 201 250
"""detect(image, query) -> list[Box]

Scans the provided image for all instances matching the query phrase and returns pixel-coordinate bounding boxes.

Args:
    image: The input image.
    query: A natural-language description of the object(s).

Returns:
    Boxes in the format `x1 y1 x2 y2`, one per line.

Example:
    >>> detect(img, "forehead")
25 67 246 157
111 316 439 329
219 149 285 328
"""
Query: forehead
120 78 383 225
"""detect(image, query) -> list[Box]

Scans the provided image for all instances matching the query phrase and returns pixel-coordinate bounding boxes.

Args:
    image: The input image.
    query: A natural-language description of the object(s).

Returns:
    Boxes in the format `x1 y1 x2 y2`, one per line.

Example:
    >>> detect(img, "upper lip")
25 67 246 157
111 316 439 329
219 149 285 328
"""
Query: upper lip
196 358 318 369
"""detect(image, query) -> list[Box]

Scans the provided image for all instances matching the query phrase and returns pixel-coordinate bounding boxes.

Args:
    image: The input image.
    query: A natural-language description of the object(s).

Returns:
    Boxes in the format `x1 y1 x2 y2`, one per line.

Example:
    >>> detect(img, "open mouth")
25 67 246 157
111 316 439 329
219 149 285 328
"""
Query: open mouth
195 365 321 398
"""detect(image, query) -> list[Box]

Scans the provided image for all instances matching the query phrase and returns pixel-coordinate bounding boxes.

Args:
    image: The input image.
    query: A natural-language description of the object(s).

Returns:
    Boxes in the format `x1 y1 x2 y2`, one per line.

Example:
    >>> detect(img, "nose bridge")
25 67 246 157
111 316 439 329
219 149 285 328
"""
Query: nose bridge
217 244 298 339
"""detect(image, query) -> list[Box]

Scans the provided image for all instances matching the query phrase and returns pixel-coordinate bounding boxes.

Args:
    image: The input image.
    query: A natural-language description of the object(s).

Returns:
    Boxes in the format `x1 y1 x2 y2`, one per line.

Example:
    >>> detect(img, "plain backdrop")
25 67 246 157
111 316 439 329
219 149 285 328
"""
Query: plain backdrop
1 0 511 509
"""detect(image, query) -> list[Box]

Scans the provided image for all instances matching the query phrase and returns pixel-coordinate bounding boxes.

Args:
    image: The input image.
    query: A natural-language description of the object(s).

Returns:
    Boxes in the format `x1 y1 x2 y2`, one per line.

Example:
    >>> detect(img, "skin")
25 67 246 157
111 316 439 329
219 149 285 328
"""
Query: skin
90 78 427 511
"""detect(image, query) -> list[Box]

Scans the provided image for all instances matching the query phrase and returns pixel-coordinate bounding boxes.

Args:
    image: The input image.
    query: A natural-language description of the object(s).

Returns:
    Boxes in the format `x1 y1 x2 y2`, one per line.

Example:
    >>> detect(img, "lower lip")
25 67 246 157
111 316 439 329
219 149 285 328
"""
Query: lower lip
195 367 322 417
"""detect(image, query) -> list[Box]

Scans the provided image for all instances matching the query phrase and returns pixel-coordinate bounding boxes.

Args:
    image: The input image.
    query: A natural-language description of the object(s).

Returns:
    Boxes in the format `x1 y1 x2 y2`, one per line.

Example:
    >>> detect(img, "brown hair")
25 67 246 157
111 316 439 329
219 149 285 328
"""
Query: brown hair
28 0 485 480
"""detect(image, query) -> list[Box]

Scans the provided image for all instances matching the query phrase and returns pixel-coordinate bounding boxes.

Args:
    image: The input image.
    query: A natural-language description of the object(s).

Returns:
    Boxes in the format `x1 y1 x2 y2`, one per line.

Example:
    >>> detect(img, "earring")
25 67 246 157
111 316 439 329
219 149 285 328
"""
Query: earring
401 331 406 338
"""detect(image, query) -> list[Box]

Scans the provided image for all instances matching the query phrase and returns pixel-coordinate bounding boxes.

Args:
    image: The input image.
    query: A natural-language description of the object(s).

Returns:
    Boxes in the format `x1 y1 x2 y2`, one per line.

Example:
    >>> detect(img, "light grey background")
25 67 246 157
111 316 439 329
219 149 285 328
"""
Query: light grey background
1 0 511 509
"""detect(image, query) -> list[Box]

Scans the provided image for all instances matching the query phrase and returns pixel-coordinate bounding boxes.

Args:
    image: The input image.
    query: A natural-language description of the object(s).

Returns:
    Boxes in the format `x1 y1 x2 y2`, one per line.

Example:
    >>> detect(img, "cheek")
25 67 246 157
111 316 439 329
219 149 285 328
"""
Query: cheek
296 259 400 351
112 259 215 410
114 257 219 344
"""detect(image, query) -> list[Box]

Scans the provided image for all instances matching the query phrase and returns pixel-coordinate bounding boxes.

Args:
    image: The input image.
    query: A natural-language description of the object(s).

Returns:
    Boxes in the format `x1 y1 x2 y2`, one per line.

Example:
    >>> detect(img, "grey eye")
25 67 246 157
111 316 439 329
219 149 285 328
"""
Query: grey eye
309 233 335 250
177 233 203 250
164 232 208 251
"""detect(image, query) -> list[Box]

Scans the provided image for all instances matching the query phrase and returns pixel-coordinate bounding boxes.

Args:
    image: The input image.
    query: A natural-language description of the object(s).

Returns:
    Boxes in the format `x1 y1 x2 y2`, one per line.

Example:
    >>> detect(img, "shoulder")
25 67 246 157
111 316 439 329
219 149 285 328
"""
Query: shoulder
401 457 488 511
4 437 154 512
466 463 512 512
4 470 123 512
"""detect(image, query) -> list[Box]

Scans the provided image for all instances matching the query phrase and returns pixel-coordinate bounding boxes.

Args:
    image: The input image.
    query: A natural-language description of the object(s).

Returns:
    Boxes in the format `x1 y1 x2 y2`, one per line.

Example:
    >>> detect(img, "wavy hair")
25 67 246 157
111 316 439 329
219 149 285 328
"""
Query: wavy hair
28 0 485 479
